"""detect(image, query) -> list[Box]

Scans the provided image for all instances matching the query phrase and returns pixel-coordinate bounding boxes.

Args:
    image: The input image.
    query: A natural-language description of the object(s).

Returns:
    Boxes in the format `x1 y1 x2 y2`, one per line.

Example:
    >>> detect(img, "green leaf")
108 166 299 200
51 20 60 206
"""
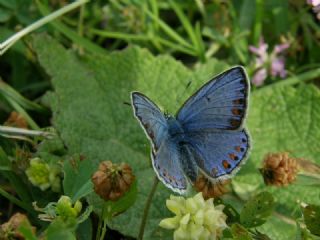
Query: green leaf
32 33 228 240
63 156 94 202
88 181 137 219
302 204 320 236
0 146 11 171
37 135 66 156
104 180 137 219
231 223 253 240
18 223 38 240
240 192 275 228
0 7 11 22
239 0 256 30
76 218 92 240
46 220 76 240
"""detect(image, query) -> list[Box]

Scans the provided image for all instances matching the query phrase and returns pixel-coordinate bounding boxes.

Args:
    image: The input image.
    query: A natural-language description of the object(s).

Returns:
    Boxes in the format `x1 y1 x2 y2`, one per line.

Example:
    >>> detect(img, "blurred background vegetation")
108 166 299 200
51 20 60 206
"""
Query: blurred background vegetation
1 0 320 239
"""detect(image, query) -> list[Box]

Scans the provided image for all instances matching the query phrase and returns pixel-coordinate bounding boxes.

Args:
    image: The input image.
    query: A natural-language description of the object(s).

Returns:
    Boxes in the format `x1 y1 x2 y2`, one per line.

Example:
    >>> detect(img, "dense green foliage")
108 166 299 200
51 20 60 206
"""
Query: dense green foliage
1 0 320 239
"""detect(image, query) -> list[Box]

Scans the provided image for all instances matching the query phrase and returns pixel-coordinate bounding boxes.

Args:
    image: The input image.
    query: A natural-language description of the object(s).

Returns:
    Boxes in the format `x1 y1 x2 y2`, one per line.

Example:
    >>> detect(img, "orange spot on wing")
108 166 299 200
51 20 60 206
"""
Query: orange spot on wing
232 109 242 116
235 146 241 152
222 160 231 169
229 153 236 160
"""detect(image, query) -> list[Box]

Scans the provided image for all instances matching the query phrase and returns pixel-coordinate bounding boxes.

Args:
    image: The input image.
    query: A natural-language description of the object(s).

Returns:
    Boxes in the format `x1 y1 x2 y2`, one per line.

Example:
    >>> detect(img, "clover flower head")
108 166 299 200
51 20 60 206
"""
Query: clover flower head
194 174 230 199
260 152 298 186
4 111 28 129
159 193 227 240
0 213 36 239
92 161 135 201
26 158 61 192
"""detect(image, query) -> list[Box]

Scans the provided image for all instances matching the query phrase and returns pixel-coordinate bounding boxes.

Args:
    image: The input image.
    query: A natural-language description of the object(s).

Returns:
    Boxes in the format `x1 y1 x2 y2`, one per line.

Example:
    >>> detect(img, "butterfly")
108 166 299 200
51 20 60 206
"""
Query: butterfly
131 66 251 194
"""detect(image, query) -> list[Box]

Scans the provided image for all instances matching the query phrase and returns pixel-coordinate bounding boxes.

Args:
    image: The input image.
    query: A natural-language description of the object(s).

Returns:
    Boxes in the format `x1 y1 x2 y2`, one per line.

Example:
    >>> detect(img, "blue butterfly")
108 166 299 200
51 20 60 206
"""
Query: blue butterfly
131 66 251 194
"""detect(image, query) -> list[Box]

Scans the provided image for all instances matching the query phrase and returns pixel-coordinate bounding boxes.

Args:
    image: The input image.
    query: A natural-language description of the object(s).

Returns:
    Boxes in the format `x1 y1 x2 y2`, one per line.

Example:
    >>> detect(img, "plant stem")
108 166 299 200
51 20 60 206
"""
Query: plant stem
99 219 108 240
254 68 320 93
0 0 89 55
77 2 86 54
253 0 264 45
96 214 103 240
0 126 55 138
0 187 33 213
138 176 159 240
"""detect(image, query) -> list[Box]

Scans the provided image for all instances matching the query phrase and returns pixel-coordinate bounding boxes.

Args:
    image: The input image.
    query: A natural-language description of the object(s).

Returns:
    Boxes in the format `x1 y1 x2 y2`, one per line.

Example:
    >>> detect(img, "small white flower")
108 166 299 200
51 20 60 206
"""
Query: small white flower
159 193 228 240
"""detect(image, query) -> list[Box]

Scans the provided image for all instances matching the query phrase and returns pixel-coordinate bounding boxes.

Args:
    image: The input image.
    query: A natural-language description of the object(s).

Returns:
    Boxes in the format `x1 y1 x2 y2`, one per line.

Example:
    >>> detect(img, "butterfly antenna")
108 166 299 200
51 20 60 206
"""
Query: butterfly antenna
176 80 192 104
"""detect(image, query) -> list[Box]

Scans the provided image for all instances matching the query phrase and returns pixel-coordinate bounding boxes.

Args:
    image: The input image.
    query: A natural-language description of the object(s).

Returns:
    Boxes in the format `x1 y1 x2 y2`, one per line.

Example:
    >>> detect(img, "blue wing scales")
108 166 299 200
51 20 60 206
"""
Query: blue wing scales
185 129 250 181
131 92 168 151
177 66 249 131
152 138 188 193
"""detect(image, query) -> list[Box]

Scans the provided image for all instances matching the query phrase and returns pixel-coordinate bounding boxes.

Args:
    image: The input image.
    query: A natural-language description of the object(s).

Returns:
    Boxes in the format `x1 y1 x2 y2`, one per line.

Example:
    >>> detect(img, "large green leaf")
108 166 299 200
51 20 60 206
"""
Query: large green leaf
32 33 228 239
33 33 320 239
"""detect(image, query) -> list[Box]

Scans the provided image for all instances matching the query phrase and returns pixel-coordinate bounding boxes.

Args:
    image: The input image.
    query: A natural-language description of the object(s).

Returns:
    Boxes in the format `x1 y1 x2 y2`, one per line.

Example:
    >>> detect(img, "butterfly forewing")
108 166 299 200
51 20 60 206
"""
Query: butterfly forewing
131 92 188 193
177 67 249 131
131 92 168 151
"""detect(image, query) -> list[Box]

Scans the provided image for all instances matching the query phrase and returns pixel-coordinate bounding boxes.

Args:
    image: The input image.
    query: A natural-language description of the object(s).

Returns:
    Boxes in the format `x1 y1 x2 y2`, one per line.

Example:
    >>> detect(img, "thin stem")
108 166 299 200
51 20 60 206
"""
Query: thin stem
96 215 103 240
253 0 264 44
0 187 33 213
138 176 159 240
97 201 109 240
254 68 320 93
77 2 86 54
0 125 55 138
0 0 89 55
99 219 108 240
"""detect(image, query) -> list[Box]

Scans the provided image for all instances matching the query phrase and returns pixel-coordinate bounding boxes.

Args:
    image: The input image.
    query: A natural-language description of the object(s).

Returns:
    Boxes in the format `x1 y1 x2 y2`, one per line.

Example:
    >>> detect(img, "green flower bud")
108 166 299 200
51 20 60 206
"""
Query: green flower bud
26 158 51 191
55 196 82 222
26 158 61 192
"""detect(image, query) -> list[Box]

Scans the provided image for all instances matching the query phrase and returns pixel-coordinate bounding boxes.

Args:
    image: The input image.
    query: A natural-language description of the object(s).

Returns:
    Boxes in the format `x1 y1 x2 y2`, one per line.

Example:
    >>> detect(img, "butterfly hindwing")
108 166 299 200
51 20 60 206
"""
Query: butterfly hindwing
152 138 188 193
177 66 249 131
131 92 168 151
185 129 250 181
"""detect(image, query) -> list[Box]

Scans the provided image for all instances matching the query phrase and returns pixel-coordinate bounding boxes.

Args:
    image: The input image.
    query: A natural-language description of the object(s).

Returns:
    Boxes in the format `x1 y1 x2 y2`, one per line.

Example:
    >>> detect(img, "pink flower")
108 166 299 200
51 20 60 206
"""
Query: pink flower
249 38 268 68
307 0 320 19
252 68 267 87
271 57 286 78
249 38 290 86
307 0 320 7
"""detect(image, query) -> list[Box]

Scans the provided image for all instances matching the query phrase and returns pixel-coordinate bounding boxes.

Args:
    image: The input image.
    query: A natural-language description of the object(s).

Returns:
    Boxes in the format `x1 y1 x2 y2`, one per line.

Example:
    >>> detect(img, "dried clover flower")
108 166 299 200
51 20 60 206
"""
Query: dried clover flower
194 174 231 199
0 213 36 239
260 152 298 186
91 161 135 201
159 193 227 240
26 158 61 192
4 111 28 129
